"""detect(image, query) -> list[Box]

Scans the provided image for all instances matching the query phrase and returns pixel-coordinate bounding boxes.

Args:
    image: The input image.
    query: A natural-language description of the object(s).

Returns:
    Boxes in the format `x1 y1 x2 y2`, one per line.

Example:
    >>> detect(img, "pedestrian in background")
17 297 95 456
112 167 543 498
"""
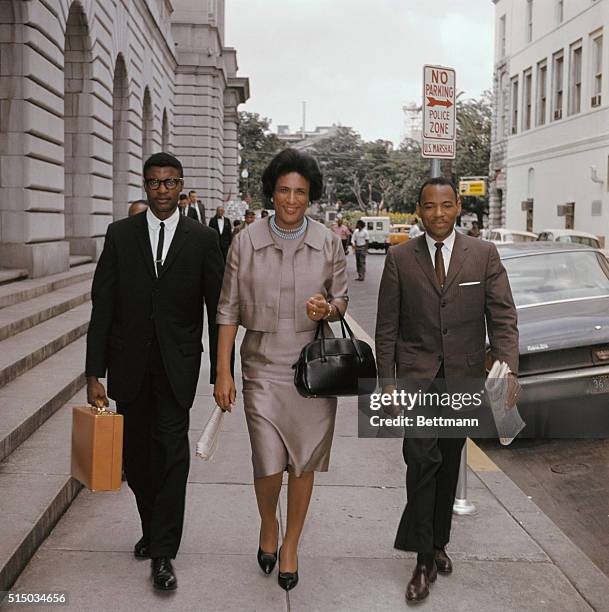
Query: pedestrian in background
86 153 224 592
352 219 369 281
468 221 481 238
409 217 423 238
375 177 519 603
209 205 232 260
214 148 348 592
128 199 148 217
178 193 192 218
261 209 269 218
188 190 206 224
232 219 242 236
244 209 256 225
332 216 351 255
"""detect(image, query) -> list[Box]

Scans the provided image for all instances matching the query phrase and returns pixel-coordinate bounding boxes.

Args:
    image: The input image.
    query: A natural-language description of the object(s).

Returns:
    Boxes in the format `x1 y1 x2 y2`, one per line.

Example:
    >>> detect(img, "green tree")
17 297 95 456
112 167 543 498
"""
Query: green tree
453 91 492 227
311 126 364 205
238 112 284 206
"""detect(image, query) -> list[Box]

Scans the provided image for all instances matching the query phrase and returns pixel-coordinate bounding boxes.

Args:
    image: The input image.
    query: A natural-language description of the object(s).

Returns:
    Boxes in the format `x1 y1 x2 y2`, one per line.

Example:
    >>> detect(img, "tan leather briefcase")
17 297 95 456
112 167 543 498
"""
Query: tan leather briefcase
71 406 123 492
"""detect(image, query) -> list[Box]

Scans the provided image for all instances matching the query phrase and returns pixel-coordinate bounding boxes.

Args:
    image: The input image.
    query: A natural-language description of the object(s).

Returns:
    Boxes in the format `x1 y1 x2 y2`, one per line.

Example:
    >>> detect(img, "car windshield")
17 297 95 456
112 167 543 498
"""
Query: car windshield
503 251 609 307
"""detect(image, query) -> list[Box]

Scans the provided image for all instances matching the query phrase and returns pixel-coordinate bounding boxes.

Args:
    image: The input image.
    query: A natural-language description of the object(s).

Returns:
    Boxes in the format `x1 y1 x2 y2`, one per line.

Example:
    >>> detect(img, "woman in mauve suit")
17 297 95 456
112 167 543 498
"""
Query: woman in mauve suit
214 149 348 591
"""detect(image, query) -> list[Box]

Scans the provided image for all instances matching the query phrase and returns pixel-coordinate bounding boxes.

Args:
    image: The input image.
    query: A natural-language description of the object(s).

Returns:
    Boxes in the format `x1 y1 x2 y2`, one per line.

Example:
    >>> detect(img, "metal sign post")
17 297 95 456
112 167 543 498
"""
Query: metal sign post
453 445 477 515
420 64 474 516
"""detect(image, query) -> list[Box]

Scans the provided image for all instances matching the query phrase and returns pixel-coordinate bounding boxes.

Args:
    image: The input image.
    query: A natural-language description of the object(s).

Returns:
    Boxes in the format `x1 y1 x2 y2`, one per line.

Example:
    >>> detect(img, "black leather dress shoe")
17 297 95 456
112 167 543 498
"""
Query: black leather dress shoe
405 562 437 602
134 537 150 559
151 557 177 591
277 548 298 591
434 548 453 574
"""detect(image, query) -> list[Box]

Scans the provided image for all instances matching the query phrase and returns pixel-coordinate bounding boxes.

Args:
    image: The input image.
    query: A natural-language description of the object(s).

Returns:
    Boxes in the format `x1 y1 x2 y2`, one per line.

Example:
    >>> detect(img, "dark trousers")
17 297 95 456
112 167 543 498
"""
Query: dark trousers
394 436 465 552
117 339 190 559
394 370 465 552
355 247 367 279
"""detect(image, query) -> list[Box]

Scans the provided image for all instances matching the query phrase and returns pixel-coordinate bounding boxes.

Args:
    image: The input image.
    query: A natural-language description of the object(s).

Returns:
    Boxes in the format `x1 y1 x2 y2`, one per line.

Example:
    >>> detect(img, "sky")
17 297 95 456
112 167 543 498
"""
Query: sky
225 0 495 147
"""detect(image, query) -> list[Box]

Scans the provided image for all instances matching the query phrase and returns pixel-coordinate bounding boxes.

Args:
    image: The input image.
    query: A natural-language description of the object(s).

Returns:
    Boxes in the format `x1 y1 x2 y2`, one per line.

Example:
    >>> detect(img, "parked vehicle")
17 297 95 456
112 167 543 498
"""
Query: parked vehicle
361 216 390 251
495 242 609 436
536 228 609 259
388 224 411 247
488 229 537 244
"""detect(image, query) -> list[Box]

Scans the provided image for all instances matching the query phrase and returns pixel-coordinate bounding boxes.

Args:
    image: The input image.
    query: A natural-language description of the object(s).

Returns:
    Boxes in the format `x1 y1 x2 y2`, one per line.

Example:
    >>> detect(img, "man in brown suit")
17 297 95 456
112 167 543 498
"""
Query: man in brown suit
375 177 519 602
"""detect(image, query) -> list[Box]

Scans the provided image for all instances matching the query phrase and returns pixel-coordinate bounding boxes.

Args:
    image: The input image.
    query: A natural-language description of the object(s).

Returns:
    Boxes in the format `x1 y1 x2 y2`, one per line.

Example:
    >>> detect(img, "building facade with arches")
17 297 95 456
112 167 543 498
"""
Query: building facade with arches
490 0 609 245
0 0 249 277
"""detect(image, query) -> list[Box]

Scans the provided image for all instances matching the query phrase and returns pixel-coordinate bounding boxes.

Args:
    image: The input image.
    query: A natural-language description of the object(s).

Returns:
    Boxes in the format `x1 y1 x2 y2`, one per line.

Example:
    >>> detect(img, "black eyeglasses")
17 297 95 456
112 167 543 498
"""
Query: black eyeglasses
144 177 183 190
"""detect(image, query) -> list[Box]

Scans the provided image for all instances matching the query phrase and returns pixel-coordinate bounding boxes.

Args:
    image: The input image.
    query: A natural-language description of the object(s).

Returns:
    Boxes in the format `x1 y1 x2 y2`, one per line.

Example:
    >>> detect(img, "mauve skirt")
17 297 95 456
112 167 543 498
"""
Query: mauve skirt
240 318 337 478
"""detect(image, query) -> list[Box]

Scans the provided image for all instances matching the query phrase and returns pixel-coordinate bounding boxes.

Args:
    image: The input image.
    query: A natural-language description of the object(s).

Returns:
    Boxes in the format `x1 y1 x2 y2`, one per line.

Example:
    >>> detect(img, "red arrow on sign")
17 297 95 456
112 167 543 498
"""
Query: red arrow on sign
426 96 453 108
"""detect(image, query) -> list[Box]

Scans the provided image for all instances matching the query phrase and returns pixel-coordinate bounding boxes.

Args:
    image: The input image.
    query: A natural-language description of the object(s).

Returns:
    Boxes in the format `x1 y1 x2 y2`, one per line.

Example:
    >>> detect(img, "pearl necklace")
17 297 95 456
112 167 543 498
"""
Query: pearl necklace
269 214 308 240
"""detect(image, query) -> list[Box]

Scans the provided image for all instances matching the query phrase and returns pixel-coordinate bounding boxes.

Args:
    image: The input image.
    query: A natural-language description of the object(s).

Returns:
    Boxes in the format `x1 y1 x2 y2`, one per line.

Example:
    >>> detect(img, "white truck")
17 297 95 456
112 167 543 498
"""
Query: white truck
360 216 391 252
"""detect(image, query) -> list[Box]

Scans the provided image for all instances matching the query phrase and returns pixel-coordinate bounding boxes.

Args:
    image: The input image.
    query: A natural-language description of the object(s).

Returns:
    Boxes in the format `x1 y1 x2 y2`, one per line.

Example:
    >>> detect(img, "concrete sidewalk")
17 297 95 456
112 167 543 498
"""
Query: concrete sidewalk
4 326 609 612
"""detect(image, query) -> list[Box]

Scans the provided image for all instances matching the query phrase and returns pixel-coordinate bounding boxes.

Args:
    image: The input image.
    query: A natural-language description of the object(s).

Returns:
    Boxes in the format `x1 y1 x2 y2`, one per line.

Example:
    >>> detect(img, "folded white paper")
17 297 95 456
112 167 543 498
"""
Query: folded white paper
485 360 525 445
196 405 226 460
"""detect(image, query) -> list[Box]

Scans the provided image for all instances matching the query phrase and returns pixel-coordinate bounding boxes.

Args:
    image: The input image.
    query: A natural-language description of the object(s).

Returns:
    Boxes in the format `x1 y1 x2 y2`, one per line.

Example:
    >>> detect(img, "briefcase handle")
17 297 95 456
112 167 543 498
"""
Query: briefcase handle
313 308 364 363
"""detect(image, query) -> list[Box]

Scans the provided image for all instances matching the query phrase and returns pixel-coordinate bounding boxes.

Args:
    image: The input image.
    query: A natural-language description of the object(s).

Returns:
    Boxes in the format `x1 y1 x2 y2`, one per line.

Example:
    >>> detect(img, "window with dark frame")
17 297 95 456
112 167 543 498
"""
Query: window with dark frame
511 76 519 134
523 68 532 130
536 59 547 125
552 50 564 120
569 41 582 115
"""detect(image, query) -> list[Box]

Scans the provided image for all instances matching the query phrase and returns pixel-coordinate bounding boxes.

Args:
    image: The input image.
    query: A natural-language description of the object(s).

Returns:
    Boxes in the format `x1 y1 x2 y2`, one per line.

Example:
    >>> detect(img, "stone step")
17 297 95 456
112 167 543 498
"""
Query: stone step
0 280 91 342
0 302 91 389
0 269 28 286
0 264 95 310
0 337 86 463
69 255 93 268
0 393 83 592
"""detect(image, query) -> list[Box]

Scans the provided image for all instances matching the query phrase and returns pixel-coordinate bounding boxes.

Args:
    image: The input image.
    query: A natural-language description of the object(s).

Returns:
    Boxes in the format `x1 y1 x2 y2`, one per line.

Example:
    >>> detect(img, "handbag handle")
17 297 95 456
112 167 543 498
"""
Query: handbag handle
313 307 363 363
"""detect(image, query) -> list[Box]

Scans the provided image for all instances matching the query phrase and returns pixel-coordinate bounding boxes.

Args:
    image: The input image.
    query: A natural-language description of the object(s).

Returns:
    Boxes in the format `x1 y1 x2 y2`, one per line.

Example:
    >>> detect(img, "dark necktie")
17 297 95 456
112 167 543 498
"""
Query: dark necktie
434 242 445 288
155 222 165 277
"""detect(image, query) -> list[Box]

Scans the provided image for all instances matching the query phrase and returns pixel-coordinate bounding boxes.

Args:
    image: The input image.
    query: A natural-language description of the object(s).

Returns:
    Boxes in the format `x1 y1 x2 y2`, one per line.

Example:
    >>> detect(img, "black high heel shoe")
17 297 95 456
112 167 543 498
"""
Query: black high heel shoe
278 547 299 591
257 521 278 575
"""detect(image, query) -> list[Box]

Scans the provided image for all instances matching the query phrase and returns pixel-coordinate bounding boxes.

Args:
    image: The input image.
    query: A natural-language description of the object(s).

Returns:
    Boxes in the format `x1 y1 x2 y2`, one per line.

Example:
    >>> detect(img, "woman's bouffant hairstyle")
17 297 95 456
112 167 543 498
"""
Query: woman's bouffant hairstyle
261 148 323 203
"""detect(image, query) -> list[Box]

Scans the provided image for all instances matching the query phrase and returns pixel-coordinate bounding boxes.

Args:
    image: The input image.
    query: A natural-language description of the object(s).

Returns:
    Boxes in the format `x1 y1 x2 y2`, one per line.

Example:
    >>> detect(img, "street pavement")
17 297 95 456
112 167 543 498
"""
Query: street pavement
4 253 609 611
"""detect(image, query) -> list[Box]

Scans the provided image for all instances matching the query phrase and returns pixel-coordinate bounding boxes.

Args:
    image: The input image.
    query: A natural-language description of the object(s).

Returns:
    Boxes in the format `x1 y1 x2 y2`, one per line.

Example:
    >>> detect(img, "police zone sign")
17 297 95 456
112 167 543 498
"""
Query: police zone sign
422 65 456 159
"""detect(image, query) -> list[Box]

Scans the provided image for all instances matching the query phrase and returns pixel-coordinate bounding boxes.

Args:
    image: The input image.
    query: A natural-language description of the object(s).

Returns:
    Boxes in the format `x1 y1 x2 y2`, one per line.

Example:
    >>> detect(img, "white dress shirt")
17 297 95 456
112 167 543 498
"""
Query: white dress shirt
217 216 225 235
425 229 456 276
147 207 180 269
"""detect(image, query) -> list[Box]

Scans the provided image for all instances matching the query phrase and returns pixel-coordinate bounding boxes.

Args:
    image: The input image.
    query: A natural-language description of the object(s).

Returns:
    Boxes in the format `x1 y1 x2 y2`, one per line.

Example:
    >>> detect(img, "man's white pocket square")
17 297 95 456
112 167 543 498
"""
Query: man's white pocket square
459 281 481 286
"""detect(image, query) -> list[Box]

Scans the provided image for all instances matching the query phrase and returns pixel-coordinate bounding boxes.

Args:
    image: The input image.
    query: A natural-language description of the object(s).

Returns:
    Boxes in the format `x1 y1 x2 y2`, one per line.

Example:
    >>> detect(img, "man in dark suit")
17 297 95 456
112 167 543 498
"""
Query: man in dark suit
375 177 519 602
188 190 206 224
85 152 224 591
208 206 232 260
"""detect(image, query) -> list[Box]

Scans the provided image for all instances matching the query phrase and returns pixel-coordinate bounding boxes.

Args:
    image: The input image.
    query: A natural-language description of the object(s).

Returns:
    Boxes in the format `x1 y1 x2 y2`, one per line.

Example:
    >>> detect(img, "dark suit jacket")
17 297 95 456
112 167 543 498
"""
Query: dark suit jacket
209 215 232 252
375 232 518 385
85 211 224 409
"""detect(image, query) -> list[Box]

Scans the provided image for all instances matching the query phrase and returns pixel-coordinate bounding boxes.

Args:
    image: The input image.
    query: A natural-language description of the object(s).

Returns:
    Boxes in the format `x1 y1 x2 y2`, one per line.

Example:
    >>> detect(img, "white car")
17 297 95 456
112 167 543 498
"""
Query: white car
536 229 609 260
488 229 538 244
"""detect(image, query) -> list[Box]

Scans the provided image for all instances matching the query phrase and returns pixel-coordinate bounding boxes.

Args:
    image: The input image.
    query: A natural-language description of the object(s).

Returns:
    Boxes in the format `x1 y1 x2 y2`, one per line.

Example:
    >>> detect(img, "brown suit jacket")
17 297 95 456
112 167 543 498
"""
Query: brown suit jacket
375 232 518 385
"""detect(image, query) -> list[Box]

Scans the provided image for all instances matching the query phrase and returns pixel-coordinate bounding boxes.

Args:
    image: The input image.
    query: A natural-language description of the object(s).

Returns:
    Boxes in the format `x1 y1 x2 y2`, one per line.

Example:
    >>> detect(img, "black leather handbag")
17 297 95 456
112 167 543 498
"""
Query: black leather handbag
292 311 377 398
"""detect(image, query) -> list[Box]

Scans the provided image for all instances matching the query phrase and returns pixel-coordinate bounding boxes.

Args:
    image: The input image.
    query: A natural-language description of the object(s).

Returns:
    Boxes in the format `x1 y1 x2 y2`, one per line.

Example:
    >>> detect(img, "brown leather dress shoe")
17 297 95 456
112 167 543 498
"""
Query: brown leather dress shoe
405 561 437 602
434 548 453 574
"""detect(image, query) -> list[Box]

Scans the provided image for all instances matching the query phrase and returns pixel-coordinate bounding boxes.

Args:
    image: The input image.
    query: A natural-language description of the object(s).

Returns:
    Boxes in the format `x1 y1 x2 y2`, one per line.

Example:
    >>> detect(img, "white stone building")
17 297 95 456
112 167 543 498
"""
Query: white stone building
490 0 609 244
0 0 249 277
